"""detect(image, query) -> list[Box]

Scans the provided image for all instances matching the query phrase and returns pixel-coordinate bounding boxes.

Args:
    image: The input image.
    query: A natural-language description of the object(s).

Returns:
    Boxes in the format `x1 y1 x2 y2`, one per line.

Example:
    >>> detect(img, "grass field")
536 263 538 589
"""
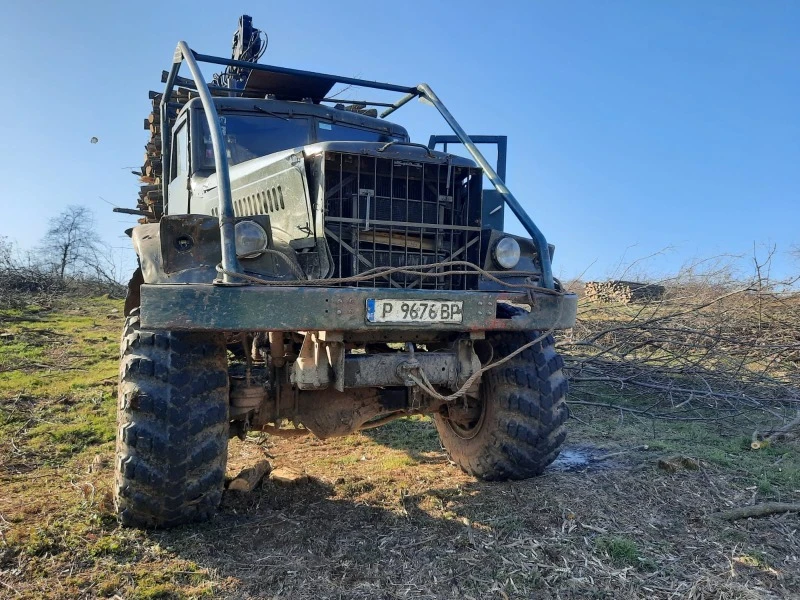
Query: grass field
1 299 798 599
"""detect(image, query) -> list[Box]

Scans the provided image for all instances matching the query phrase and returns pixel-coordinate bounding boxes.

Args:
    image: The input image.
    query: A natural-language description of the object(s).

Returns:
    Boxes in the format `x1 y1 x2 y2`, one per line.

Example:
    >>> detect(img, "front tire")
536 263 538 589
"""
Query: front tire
114 309 229 528
434 328 568 480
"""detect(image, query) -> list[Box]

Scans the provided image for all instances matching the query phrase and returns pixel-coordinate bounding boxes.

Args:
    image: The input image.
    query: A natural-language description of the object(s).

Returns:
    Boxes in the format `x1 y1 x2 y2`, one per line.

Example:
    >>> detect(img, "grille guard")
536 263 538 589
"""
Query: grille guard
318 149 483 290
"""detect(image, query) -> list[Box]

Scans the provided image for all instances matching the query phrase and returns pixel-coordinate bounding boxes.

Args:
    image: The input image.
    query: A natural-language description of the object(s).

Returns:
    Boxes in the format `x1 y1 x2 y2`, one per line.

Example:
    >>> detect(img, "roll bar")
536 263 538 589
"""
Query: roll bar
162 43 554 288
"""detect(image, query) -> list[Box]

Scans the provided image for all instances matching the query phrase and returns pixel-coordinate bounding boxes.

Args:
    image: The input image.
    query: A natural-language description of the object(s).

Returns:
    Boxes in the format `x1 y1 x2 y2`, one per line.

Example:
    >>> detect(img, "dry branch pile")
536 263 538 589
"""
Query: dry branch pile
0 263 66 309
562 274 800 436
0 232 125 310
584 280 666 304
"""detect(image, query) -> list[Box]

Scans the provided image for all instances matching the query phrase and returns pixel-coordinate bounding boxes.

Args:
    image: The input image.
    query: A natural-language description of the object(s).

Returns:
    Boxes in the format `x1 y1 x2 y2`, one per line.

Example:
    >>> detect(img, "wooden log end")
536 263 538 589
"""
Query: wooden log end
269 466 308 486
227 459 272 493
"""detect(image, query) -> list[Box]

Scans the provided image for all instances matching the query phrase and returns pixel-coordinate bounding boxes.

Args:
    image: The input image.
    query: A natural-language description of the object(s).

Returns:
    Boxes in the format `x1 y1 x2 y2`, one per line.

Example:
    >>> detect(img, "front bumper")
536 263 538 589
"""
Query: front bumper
139 284 577 332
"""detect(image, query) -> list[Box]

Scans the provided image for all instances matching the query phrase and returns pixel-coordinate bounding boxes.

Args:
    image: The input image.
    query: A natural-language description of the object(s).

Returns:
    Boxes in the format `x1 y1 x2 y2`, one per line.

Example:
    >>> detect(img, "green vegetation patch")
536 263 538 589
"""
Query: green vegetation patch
0 297 122 471
594 535 652 569
26 398 116 458
363 415 441 456
569 387 800 499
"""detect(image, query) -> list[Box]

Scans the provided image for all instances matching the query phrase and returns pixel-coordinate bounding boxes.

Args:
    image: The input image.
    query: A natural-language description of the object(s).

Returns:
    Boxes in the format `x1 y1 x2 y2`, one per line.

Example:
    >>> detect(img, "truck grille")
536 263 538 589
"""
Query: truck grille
323 152 483 289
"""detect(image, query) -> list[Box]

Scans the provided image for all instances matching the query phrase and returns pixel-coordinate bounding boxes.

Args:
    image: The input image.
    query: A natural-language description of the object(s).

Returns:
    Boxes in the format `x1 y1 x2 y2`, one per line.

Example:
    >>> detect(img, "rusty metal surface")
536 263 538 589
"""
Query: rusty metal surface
293 388 395 438
289 387 437 439
342 352 461 388
124 268 144 317
132 216 300 285
139 284 577 332
291 332 332 390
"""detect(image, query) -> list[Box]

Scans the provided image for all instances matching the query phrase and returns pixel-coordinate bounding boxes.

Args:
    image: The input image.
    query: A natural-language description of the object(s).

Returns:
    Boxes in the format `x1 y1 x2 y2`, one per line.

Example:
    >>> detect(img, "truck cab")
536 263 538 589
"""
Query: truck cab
167 97 409 215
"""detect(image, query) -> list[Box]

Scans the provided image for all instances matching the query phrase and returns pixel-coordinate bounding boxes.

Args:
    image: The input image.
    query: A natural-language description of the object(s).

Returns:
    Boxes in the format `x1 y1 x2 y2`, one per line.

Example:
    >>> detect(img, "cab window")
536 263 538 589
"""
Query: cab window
171 122 189 181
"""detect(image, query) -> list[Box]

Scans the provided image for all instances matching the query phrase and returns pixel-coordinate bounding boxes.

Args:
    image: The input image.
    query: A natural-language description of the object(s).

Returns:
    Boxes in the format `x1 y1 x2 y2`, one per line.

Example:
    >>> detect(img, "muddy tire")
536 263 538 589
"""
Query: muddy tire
434 318 568 480
114 308 229 528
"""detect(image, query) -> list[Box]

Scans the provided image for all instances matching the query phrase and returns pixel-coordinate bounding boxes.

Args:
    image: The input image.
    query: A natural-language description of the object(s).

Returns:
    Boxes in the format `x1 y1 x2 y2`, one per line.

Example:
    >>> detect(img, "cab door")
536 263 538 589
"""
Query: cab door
166 116 191 215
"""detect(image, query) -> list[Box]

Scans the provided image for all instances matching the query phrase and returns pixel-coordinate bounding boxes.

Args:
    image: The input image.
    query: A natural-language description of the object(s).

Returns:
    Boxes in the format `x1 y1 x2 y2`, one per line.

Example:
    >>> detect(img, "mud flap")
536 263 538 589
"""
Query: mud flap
124 267 144 317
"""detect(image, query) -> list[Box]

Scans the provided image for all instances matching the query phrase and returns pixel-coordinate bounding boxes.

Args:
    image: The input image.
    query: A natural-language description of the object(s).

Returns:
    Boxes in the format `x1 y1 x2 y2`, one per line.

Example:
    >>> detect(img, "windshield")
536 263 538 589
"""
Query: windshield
315 121 401 143
199 114 310 168
198 113 405 169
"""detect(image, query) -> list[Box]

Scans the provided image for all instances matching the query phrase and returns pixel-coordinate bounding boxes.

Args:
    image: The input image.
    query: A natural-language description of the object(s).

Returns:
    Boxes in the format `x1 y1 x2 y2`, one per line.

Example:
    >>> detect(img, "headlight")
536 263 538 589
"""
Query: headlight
234 220 269 259
493 237 521 269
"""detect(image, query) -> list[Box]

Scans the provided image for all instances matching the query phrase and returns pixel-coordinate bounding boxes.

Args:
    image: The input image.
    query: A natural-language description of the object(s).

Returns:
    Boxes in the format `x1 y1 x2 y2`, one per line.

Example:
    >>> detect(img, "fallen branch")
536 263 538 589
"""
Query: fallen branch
715 502 800 521
765 412 800 444
562 272 800 434
227 459 271 493
595 445 650 461
0 578 21 597
568 400 746 423
0 315 43 323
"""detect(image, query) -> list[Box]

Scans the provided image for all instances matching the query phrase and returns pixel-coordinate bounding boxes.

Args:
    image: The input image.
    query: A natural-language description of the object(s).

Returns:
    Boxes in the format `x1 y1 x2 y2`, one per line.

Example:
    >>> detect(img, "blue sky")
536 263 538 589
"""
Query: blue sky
0 1 797 282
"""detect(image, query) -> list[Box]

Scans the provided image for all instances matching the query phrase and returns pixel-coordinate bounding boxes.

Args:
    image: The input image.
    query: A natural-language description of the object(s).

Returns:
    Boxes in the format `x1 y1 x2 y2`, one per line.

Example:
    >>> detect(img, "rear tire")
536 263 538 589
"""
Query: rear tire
114 309 229 528
434 325 568 480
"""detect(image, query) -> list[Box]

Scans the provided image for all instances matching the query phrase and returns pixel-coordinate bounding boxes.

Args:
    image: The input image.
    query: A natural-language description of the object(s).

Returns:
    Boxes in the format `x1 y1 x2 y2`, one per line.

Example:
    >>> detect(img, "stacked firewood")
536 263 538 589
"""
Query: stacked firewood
135 87 197 222
584 280 665 304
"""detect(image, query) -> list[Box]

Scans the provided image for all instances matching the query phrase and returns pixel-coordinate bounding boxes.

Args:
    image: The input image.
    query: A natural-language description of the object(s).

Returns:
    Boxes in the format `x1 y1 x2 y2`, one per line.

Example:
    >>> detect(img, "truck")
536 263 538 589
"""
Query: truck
115 16 578 528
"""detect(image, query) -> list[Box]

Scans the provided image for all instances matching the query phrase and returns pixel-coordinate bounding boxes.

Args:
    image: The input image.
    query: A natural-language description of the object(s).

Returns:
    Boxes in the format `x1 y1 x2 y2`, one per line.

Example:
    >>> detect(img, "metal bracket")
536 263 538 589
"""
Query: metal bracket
378 141 435 157
320 332 346 392
291 333 331 390
455 338 482 390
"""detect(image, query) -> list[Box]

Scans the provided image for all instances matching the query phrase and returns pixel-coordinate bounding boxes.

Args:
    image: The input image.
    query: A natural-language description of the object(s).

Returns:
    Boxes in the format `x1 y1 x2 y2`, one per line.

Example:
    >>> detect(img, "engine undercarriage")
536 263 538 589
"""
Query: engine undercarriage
228 331 485 439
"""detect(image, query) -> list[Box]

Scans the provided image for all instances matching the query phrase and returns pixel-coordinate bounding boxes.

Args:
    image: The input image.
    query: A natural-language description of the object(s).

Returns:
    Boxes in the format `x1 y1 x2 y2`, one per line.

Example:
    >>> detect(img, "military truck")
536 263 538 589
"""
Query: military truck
116 17 578 527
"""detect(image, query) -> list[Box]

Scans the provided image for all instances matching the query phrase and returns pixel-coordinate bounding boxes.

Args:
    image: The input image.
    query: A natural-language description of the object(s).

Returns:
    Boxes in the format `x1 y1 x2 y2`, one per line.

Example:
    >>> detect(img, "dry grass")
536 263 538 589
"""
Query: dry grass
1 299 799 599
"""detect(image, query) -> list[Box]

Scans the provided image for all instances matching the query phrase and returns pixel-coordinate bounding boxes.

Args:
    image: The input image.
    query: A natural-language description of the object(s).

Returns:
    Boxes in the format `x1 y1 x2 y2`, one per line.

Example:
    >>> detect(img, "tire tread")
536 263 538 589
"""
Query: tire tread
435 306 568 480
114 308 228 528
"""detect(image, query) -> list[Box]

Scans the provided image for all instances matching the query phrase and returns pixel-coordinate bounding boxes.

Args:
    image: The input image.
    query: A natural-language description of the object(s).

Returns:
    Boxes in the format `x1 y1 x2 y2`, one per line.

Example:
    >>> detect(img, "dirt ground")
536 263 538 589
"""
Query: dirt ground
1 300 798 599
210 420 799 600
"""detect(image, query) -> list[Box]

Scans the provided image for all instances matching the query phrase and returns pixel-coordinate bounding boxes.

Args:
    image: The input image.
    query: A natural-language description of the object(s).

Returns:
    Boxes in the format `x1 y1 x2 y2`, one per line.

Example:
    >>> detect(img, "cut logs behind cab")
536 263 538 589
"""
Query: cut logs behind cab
584 280 666 305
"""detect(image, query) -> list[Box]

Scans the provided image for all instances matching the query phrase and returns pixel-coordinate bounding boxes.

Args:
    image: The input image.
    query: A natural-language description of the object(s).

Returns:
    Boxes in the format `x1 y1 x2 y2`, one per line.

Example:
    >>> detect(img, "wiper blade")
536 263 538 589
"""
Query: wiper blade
253 105 289 120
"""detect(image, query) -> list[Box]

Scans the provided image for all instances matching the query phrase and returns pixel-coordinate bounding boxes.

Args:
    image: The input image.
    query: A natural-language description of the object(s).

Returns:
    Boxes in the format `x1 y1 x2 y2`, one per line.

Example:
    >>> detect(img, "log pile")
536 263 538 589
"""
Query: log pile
584 280 665 304
135 87 198 222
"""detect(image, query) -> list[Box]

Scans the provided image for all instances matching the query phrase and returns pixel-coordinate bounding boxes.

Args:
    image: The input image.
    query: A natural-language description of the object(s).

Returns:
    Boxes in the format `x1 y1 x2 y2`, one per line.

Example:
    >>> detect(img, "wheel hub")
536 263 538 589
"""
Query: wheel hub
443 396 486 440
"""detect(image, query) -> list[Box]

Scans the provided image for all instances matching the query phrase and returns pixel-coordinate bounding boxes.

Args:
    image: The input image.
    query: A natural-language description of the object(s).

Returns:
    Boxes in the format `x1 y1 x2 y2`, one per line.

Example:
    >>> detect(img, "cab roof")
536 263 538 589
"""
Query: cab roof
183 96 409 141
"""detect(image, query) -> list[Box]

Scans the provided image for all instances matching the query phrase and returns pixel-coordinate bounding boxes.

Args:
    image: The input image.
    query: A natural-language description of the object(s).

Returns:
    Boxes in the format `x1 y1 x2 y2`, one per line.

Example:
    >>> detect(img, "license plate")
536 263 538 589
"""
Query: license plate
366 299 464 324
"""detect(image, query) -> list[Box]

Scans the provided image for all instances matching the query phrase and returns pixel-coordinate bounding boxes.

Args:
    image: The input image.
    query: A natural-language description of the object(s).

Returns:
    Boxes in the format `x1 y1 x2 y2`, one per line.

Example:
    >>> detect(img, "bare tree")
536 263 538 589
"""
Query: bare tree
0 236 12 268
39 205 101 280
84 240 130 288
1 208 129 307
